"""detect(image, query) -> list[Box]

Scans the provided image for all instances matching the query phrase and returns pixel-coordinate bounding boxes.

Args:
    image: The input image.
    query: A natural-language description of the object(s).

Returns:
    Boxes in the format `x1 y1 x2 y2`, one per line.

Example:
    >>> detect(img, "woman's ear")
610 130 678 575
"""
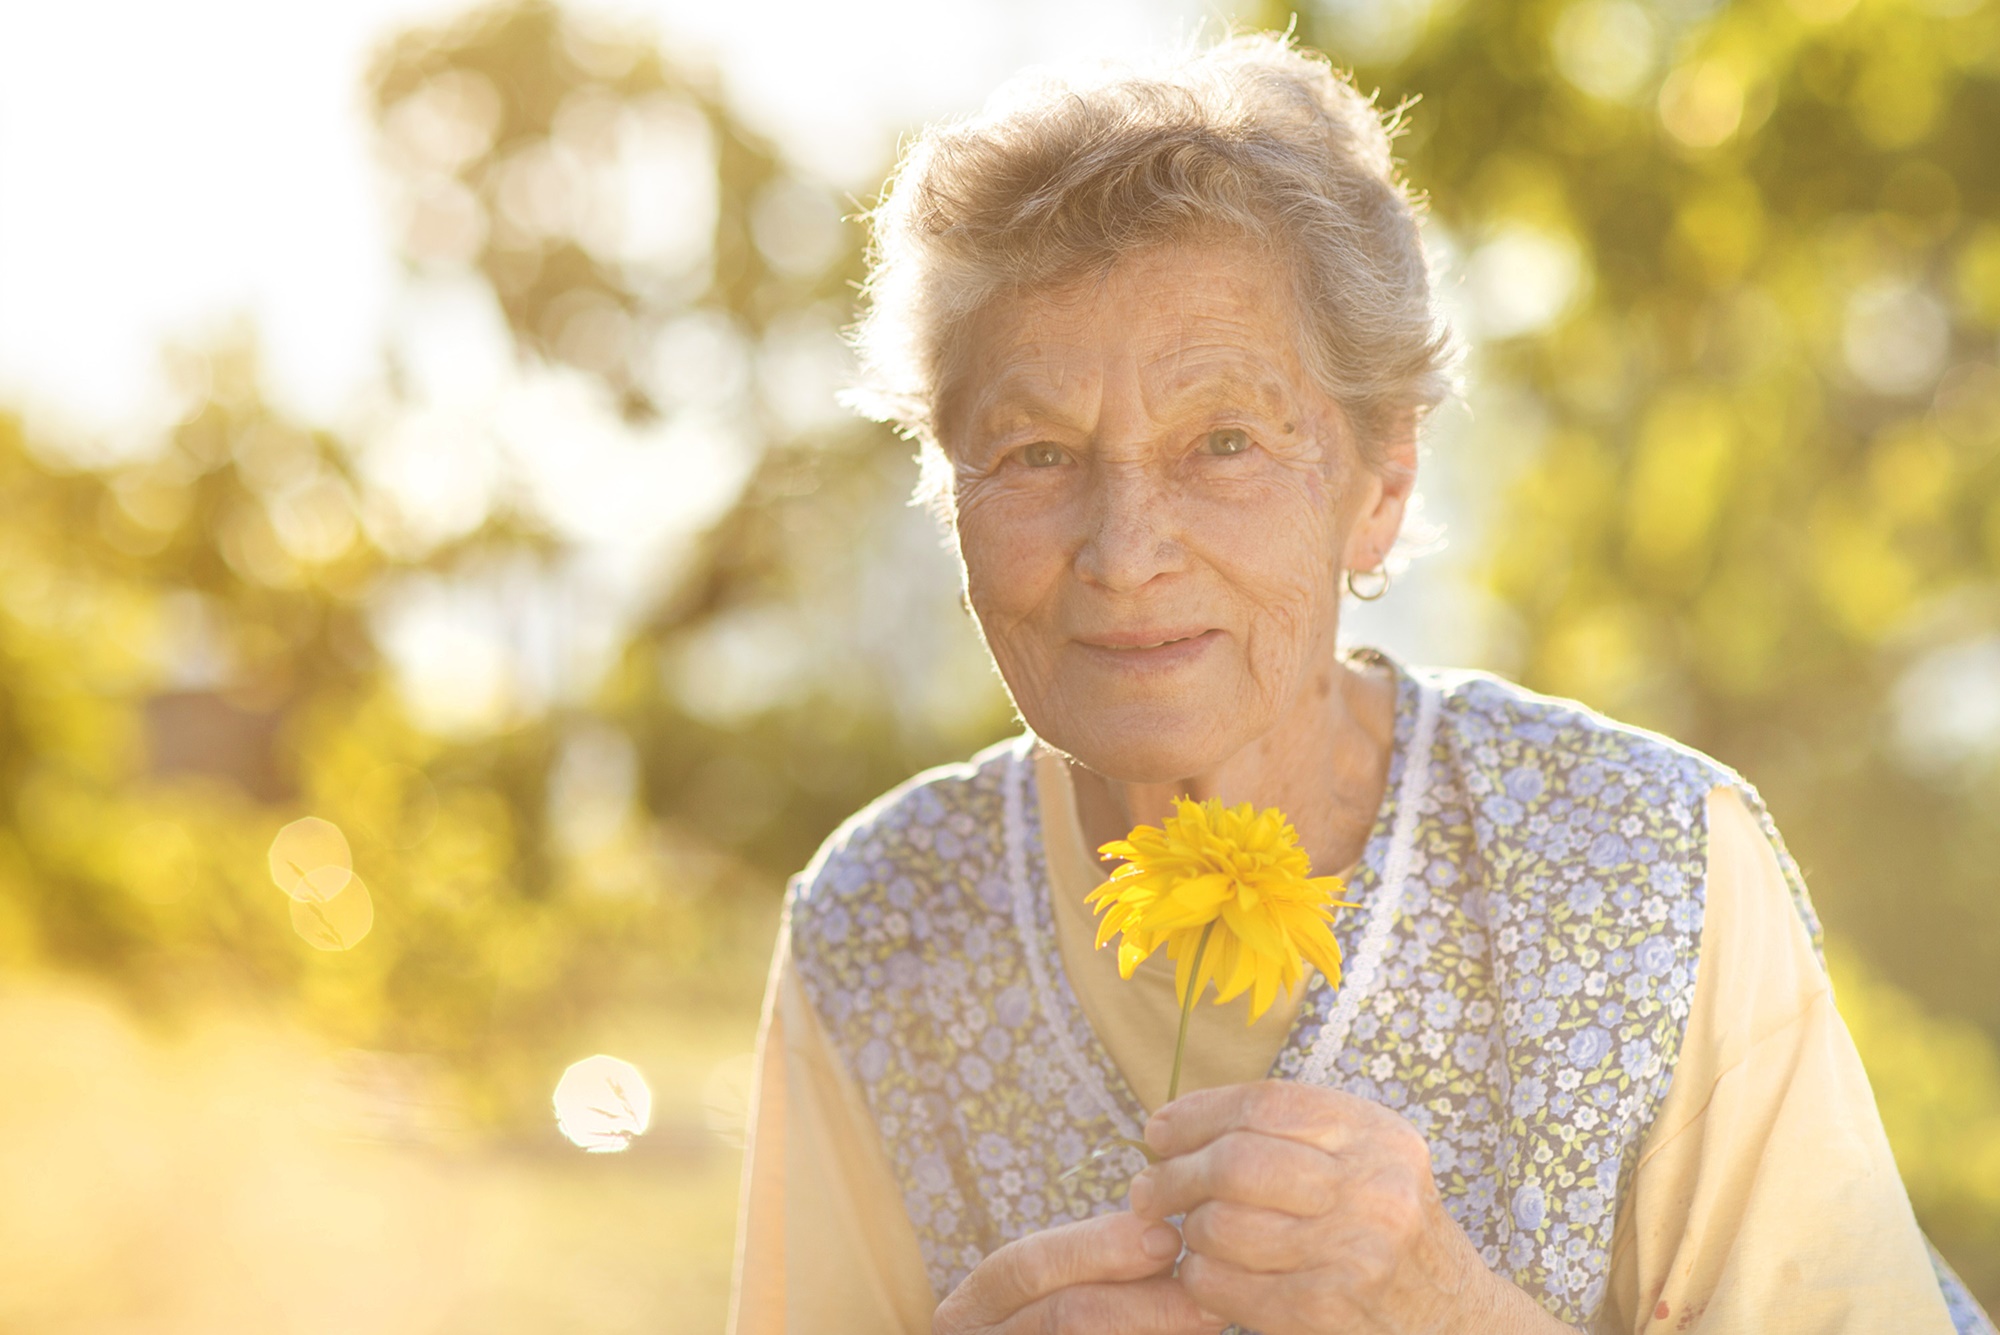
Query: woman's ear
1343 409 1419 570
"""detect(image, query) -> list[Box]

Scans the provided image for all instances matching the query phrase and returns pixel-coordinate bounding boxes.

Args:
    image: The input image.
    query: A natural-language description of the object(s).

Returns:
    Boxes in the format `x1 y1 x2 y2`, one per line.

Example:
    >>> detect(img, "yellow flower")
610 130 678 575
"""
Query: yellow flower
1086 798 1354 1024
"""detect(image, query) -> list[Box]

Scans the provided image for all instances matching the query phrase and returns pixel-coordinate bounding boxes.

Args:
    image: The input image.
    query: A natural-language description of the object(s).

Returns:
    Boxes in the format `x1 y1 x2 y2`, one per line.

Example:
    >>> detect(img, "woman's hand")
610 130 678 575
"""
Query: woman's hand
1129 1081 1572 1335
933 1211 1225 1335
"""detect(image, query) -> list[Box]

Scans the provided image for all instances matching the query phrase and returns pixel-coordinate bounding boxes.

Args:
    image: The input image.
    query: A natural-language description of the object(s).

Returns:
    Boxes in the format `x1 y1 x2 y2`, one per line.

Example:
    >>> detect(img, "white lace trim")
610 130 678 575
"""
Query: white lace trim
1003 740 1141 1138
1298 681 1442 1089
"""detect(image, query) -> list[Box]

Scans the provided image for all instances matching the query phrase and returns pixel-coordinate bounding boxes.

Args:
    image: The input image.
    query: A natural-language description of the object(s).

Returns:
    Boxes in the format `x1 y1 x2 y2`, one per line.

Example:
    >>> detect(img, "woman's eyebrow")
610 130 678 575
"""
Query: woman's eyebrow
1143 357 1296 419
961 377 1096 442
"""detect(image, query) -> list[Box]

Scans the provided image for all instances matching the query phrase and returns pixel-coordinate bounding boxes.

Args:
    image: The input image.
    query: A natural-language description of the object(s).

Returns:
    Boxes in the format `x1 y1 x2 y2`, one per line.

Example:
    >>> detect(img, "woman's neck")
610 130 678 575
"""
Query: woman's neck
1066 653 1398 877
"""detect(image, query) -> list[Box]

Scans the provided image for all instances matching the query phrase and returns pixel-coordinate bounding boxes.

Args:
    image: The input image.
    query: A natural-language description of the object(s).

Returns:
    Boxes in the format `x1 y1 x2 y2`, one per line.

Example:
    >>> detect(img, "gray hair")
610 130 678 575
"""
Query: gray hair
845 32 1457 499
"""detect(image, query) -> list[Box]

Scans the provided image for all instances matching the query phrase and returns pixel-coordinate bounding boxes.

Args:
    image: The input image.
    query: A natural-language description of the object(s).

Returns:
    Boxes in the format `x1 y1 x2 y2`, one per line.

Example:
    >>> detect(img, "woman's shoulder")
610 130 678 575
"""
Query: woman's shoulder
1414 665 1741 798
784 734 1031 1028
1409 664 1827 955
787 733 1026 926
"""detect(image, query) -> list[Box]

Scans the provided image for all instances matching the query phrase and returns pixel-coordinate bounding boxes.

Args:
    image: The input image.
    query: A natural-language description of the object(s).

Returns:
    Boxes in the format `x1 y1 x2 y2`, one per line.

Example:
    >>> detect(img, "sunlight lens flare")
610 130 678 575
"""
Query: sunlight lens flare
289 875 375 951
553 1054 652 1153
268 816 353 903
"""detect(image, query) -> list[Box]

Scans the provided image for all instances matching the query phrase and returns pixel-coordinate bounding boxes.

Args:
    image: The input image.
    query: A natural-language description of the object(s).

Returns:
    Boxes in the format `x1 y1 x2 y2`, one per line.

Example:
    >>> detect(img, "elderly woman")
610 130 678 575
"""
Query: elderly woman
730 35 1991 1335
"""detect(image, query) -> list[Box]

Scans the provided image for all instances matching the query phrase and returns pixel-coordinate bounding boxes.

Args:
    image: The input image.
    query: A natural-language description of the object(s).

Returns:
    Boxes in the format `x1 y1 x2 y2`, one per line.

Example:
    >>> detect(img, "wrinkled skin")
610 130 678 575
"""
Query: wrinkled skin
930 1213 1224 1335
945 243 1401 819
1129 1082 1569 1335
931 243 1570 1335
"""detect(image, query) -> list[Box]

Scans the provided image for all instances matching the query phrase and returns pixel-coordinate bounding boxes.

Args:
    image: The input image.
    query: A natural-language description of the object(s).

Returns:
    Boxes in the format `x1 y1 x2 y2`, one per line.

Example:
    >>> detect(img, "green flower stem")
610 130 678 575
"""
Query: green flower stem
1166 921 1217 1106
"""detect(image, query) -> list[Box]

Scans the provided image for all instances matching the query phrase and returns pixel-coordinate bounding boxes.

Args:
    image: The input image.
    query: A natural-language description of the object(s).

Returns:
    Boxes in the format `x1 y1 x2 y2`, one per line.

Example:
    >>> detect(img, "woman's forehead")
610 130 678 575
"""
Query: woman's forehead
998 243 1299 344
952 245 1318 427
965 349 1300 427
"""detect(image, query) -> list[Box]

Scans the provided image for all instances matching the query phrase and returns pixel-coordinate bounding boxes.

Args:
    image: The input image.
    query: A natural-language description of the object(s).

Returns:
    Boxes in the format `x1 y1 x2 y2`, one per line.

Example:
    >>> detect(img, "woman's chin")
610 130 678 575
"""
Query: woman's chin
1040 709 1247 787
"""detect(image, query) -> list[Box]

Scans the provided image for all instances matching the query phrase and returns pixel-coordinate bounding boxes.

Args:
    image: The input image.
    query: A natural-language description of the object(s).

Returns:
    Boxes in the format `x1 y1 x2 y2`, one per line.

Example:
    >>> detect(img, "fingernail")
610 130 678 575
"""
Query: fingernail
1127 1170 1153 1213
1144 1114 1169 1153
1197 1308 1226 1328
1141 1224 1180 1259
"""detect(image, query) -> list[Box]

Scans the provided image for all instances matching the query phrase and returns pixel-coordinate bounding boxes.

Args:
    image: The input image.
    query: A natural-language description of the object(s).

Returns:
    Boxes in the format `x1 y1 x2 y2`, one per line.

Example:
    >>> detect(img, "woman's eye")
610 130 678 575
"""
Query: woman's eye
1203 428 1251 457
1021 443 1066 468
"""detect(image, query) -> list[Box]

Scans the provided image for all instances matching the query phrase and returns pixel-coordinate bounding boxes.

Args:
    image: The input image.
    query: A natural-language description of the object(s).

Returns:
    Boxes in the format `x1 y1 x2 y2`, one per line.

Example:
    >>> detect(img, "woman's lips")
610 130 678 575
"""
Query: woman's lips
1073 628 1221 671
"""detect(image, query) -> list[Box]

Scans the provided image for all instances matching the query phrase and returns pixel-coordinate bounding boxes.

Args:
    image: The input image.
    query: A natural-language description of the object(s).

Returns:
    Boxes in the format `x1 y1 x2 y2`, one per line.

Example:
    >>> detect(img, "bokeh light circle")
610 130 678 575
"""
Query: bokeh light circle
268 816 353 903
553 1054 652 1153
289 874 374 951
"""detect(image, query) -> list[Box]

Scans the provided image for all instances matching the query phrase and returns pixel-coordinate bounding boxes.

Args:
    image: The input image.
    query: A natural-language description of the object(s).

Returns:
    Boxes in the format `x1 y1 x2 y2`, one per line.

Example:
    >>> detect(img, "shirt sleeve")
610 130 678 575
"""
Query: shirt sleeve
729 916 937 1335
1595 786 1956 1334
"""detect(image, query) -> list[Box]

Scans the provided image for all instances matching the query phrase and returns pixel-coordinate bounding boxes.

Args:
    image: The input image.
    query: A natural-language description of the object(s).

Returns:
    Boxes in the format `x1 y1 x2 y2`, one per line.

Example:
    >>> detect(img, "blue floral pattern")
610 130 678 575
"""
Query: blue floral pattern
786 662 1908 1326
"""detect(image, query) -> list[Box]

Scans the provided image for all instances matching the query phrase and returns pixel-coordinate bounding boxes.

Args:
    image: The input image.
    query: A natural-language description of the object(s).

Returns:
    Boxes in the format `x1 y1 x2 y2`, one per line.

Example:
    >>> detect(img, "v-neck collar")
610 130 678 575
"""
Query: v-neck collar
1003 654 1433 1130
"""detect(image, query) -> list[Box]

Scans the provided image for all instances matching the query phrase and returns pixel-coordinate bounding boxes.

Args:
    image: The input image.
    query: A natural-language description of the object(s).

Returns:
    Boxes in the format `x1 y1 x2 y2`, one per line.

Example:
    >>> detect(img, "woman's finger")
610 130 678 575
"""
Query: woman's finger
1130 1129 1336 1221
1178 1249 1323 1335
1144 1079 1379 1159
1001 1278 1228 1335
937 1213 1183 1327
1180 1197 1320 1273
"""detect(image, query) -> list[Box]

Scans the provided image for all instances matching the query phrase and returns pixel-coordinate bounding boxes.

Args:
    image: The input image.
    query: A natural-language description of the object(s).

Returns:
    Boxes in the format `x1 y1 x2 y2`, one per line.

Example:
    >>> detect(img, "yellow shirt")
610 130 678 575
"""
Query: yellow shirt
731 749 1954 1334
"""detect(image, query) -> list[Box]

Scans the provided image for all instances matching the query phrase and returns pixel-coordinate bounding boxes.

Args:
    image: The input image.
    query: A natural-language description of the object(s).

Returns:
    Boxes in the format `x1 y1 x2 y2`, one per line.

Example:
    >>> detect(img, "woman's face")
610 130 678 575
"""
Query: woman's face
944 242 1412 783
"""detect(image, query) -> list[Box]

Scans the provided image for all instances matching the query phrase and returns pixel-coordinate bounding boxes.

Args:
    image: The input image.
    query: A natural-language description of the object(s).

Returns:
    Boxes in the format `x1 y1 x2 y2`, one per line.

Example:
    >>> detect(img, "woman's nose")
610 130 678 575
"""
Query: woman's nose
1073 462 1184 593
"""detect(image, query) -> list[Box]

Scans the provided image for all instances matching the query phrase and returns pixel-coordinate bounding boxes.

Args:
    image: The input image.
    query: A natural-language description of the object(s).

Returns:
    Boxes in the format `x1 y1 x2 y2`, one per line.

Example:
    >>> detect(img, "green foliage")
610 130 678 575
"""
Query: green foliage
367 0 1013 875
0 374 752 1125
1292 0 2000 1016
369 0 831 413
0 0 1009 1132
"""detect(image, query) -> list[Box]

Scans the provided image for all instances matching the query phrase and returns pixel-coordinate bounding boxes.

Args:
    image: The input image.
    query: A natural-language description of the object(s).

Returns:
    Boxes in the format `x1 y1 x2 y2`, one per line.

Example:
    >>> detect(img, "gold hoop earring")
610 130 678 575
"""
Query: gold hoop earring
1346 566 1390 601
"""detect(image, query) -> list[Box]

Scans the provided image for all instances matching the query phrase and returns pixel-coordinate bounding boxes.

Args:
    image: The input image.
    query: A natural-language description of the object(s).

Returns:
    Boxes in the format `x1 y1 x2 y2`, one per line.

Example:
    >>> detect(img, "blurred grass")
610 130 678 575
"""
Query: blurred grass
0 969 759 1334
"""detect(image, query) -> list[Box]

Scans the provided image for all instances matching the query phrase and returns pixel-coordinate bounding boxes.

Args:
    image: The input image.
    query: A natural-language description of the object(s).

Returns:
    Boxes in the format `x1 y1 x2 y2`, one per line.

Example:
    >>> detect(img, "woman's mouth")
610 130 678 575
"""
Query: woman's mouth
1075 628 1221 669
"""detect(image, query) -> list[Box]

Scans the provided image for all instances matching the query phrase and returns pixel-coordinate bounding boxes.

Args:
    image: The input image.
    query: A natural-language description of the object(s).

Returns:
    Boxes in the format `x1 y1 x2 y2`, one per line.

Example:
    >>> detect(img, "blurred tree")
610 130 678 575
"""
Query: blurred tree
0 0 1009 1137
367 0 1012 878
0 346 768 1124
1274 0 2000 1297
371 0 809 417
